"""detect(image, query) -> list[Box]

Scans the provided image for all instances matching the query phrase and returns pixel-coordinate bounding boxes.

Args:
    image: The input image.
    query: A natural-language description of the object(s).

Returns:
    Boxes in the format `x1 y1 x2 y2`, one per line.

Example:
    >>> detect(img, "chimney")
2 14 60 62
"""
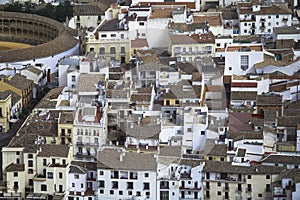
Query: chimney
47 69 51 83
120 152 125 162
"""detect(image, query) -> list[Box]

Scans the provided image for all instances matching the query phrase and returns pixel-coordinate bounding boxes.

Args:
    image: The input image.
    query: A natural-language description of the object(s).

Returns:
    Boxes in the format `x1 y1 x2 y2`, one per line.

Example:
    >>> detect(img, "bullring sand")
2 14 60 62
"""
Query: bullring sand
0 41 32 51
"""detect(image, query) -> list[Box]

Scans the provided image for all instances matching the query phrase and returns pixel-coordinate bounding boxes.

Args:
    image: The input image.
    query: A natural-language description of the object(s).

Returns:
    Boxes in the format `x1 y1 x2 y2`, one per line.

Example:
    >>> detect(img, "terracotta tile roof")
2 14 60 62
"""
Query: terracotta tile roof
226 44 263 52
171 32 215 44
193 14 222 26
131 38 149 48
204 160 284 174
149 7 172 19
229 112 254 133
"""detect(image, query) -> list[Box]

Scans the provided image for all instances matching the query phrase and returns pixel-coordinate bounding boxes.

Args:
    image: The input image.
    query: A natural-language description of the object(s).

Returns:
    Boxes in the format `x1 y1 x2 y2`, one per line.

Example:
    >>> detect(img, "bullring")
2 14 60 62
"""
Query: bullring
0 12 78 64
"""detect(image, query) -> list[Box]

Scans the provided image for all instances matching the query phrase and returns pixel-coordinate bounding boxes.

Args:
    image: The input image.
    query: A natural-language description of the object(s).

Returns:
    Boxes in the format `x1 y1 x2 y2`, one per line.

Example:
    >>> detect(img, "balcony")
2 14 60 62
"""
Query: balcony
179 186 201 191
33 174 46 181
13 185 19 191
236 188 242 193
245 188 252 192
223 186 229 192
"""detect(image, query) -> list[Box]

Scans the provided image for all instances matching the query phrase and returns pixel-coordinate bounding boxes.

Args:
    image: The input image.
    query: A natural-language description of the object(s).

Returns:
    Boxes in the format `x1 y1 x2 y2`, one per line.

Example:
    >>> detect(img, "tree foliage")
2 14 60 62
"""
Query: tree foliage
1 2 73 23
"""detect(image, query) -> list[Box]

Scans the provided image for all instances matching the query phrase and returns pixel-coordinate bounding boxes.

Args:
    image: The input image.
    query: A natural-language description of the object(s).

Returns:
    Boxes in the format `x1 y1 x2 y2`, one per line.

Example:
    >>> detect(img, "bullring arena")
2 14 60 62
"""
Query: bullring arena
0 12 78 69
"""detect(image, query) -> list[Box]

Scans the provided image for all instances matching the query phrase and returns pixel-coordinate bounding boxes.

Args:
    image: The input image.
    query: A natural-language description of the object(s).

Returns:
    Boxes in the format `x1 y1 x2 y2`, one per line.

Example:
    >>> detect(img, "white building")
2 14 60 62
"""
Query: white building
223 44 264 76
238 3 292 36
66 161 98 200
97 150 157 199
182 106 208 154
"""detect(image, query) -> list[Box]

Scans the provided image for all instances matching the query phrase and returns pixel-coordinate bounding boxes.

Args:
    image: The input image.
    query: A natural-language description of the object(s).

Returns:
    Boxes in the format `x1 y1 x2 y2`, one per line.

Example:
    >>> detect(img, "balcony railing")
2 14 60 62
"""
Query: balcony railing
245 188 252 192
223 186 229 192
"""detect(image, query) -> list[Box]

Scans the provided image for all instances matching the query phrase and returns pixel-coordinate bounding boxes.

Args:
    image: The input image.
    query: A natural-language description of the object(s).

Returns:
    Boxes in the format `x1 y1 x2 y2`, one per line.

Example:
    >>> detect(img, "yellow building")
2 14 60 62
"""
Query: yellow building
203 161 284 200
170 32 216 62
0 91 12 133
58 111 74 146
0 74 33 107
86 18 131 63
205 144 227 162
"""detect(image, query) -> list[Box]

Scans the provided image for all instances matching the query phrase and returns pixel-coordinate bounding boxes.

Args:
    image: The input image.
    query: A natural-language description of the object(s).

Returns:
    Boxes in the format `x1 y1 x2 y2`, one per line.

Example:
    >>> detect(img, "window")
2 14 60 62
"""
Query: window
244 23 247 26
110 47 116 54
99 181 105 188
136 191 141 196
144 182 150 190
121 34 124 39
119 191 123 195
111 34 116 37
59 172 63 179
99 171 104 175
99 47 105 54
47 172 53 179
268 16 271 19
268 22 271 26
43 159 47 166
101 34 107 38
128 191 132 195
29 179 33 186
16 152 20 155
100 189 104 194
110 190 114 195
201 131 205 135
258 193 262 197
13 172 18 177
240 55 249 71
266 175 270 179
174 47 181 54
276 15 279 18
121 46 126 54
28 160 33 167
81 183 84 188
72 183 75 187
28 169 33 174
139 22 144 26
205 46 212 54
248 175 252 179
145 173 149 177
41 184 47 191
112 181 118 189
229 67 232 71
28 154 33 159
217 191 221 196
127 182 133 189
72 76 76 82
74 174 79 179
217 182 221 187
182 48 186 53
188 128 192 132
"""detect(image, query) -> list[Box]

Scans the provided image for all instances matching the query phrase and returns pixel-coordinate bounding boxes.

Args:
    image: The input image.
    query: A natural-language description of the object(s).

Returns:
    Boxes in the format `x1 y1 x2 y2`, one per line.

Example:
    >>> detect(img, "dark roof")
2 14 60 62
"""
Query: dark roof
277 116 300 127
97 150 157 171
257 94 282 106
74 4 105 15
5 163 25 172
7 74 33 91
261 154 300 165
126 124 160 139
35 87 64 109
97 19 126 32
204 160 284 174
221 11 238 20
0 91 10 100
231 91 257 100
69 160 97 174
37 144 69 158
59 111 74 124
229 131 263 140
206 144 227 157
